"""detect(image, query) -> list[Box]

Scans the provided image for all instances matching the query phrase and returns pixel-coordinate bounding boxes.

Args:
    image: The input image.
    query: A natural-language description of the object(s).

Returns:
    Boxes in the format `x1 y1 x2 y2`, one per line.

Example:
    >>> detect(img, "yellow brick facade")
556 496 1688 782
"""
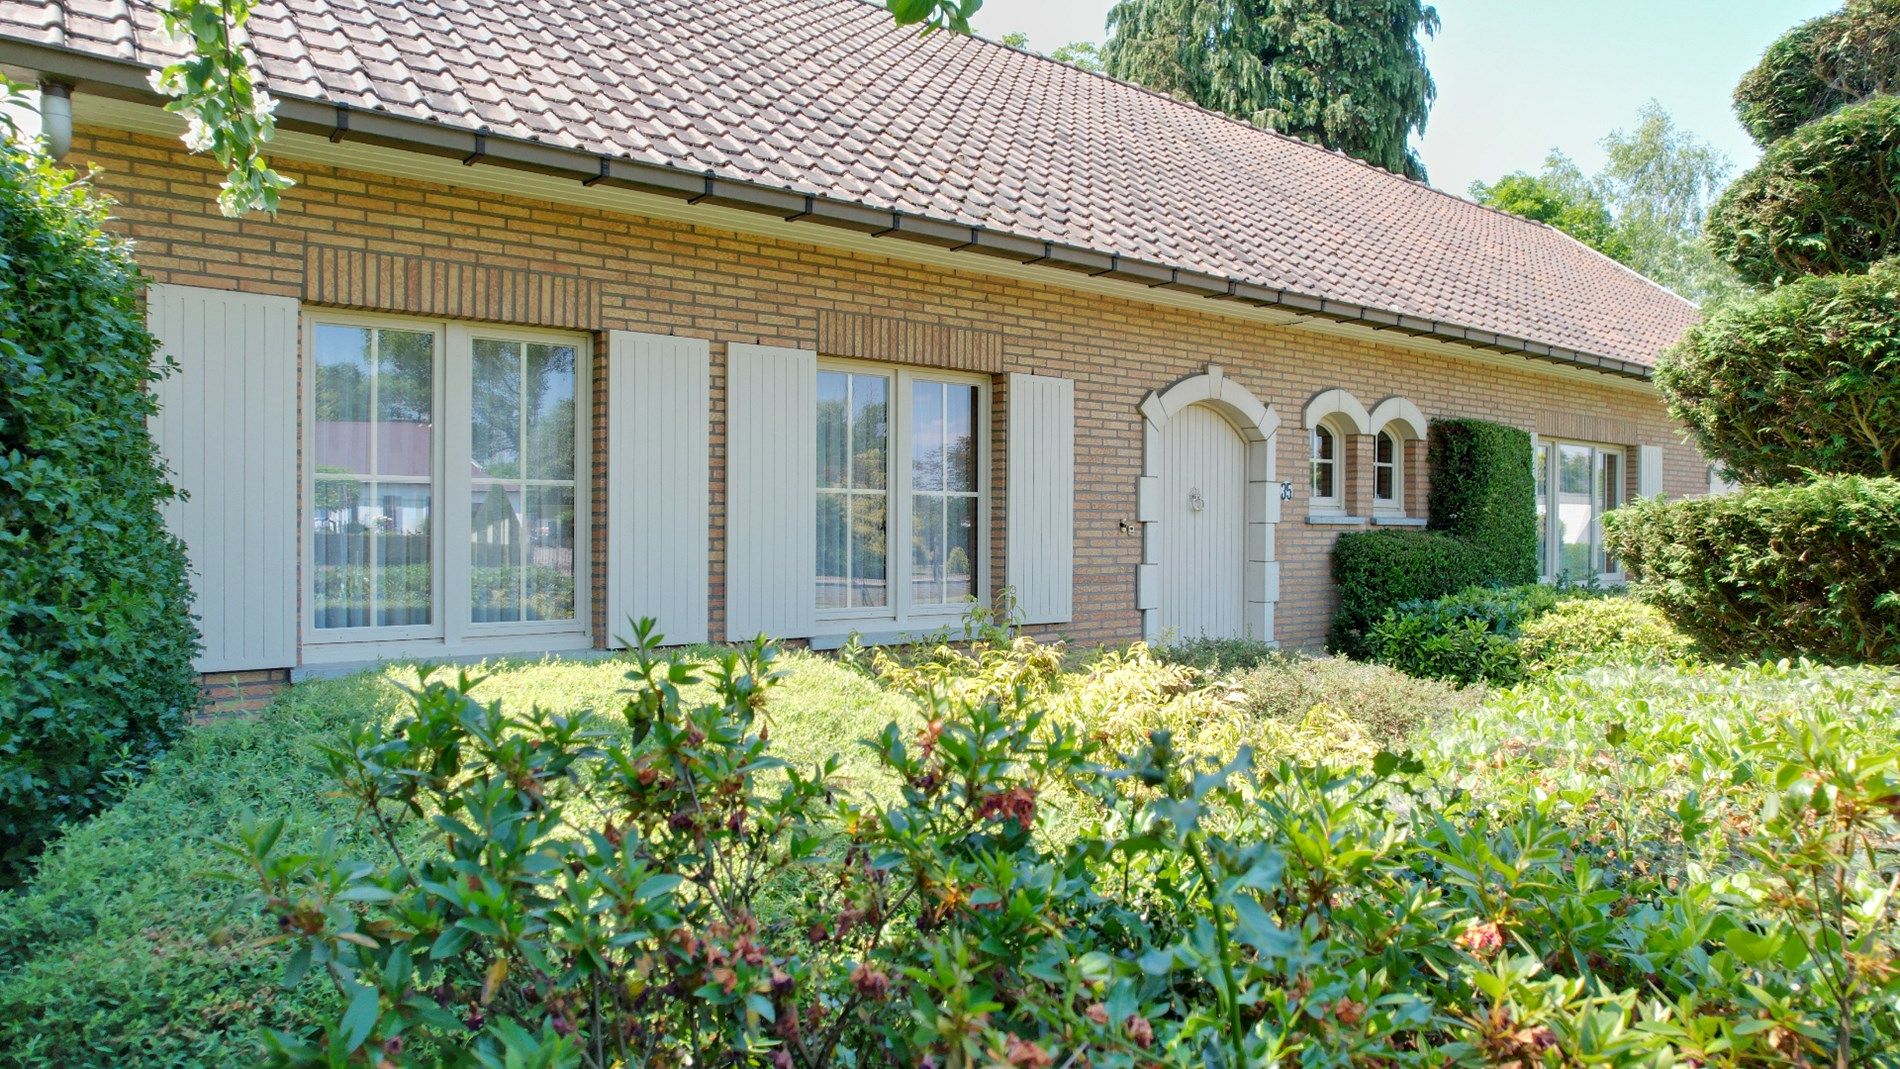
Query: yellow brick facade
74 126 1705 661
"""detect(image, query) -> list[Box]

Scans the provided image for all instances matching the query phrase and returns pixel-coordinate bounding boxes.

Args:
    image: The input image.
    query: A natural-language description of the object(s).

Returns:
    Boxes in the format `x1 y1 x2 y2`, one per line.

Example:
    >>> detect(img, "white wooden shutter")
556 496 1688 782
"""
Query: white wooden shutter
725 343 818 640
1006 373 1075 625
604 331 710 647
146 284 299 672
1638 444 1664 499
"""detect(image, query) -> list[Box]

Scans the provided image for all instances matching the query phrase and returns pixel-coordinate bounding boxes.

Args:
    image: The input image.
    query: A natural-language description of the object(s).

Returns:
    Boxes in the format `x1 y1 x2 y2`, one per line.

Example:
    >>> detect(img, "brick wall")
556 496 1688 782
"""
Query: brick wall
76 126 1705 659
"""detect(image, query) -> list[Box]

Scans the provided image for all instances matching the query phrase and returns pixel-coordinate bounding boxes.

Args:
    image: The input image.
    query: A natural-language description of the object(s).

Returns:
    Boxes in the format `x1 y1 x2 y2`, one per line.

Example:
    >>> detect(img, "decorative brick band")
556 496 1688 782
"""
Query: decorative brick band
1537 411 1642 447
817 310 1003 374
305 247 602 330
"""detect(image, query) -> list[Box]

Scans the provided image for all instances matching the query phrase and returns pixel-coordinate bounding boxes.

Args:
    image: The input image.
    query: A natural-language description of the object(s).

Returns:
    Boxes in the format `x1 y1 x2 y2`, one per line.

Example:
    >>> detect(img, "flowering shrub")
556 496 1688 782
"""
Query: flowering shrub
229 626 1900 1068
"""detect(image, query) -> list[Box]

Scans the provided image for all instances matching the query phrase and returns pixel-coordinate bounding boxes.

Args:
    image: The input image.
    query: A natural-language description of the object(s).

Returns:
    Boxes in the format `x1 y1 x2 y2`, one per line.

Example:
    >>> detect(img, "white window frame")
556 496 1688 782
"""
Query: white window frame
1534 437 1625 584
1309 424 1344 514
815 357 989 630
302 311 592 662
1372 427 1403 517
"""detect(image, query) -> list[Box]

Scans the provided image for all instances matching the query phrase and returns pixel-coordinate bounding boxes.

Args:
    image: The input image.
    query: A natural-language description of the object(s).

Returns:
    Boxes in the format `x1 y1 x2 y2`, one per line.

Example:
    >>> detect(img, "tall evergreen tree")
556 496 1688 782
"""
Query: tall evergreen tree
1103 0 1439 180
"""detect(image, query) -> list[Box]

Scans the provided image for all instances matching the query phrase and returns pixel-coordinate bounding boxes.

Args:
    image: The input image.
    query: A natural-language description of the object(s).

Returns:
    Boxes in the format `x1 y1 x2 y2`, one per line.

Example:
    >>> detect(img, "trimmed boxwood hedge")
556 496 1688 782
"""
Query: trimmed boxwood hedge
0 138 199 874
1731 2 1900 148
1705 95 1900 287
1427 417 1538 584
1328 530 1488 655
1656 257 1900 483
1604 475 1900 664
1329 418 1536 656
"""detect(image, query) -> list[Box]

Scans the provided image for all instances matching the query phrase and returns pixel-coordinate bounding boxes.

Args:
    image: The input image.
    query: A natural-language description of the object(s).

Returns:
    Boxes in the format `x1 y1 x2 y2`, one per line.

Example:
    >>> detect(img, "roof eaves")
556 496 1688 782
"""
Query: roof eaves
0 34 1656 381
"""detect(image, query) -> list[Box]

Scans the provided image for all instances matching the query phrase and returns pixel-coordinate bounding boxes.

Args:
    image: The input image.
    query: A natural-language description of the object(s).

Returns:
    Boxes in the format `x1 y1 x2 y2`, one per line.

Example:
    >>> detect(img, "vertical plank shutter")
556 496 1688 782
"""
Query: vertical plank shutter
146 284 299 672
605 331 710 647
1006 373 1075 625
725 344 818 640
1638 445 1664 499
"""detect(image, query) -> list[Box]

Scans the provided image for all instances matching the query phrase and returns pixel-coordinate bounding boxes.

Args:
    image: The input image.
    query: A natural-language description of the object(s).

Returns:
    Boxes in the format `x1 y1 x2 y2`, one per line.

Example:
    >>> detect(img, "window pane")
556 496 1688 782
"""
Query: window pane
1314 426 1334 461
1376 431 1395 464
1375 464 1393 501
525 485 576 622
817 372 848 490
1557 500 1593 579
472 339 522 480
314 325 371 472
470 484 523 623
1559 444 1591 495
946 495 976 602
817 492 848 610
525 343 577 481
849 493 887 608
911 380 944 492
375 329 434 480
946 384 977 493
1599 453 1622 574
911 493 945 604
851 375 888 490
313 478 373 629
373 483 432 627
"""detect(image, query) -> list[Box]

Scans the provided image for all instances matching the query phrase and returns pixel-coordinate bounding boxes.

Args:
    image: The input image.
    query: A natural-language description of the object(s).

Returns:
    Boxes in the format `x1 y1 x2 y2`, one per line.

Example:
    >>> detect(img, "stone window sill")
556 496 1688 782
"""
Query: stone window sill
1305 513 1365 526
1371 515 1427 527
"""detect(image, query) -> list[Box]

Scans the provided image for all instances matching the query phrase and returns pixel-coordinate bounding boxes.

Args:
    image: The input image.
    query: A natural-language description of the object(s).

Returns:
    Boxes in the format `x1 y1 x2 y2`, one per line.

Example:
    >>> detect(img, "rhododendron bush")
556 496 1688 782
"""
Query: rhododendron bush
226 624 1900 1068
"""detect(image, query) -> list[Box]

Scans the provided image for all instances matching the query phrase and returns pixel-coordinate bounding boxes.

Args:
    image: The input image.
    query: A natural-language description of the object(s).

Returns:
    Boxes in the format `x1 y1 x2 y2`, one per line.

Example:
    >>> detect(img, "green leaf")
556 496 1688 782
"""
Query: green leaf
339 981 379 1053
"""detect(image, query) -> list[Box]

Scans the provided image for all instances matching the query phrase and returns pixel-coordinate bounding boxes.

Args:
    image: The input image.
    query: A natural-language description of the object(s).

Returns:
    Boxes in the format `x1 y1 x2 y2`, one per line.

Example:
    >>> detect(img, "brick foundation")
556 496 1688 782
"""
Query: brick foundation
195 668 293 722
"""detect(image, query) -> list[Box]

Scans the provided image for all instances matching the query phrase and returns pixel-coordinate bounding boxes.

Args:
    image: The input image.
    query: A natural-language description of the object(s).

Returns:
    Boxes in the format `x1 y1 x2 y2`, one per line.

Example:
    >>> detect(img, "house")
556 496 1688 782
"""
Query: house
0 0 1703 710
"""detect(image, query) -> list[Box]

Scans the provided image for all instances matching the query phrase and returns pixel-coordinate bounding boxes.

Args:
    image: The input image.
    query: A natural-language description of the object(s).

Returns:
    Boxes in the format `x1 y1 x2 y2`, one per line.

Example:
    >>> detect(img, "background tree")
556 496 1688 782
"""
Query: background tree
1103 0 1439 180
1468 163 1629 264
1595 102 1738 304
1469 107 1738 305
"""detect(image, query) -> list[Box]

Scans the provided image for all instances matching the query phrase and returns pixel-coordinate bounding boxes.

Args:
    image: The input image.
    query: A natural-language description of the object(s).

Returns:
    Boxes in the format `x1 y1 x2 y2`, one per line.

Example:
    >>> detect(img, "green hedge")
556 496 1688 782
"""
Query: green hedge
1365 583 1562 686
1427 417 1538 582
1604 475 1900 663
0 139 199 874
1706 95 1900 287
1330 418 1536 655
1656 258 1900 484
1731 2 1900 148
1328 530 1488 656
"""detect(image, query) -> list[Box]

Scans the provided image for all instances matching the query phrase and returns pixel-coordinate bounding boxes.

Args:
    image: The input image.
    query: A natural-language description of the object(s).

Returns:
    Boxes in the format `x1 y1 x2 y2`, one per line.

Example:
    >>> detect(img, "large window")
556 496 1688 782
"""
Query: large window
1534 439 1623 581
816 363 984 624
308 316 587 650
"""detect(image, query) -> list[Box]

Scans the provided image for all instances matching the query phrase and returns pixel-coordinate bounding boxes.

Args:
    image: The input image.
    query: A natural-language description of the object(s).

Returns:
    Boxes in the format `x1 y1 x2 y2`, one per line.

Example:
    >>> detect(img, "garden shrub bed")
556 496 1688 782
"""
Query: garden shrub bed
1 639 1893 1066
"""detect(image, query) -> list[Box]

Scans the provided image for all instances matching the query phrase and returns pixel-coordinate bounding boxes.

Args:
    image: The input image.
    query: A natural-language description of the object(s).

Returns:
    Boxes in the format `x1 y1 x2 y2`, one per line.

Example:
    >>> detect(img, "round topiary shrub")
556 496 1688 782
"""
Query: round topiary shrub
1655 257 1900 484
0 138 200 873
1706 95 1900 286
1604 475 1900 664
1732 1 1900 148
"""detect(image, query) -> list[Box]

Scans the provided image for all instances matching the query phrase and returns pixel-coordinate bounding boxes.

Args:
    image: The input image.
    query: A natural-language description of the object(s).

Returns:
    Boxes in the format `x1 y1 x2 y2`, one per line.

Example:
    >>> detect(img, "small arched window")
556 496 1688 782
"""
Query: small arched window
1373 429 1401 515
1310 425 1341 511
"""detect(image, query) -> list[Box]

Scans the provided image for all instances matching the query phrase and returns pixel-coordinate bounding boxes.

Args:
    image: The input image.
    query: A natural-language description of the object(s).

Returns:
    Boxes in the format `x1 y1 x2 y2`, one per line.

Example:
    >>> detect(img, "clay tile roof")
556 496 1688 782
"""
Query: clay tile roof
0 0 1699 366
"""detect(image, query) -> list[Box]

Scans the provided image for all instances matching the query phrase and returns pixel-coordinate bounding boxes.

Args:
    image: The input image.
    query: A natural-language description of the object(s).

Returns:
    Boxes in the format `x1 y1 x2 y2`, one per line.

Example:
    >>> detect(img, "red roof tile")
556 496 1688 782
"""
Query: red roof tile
0 0 1699 365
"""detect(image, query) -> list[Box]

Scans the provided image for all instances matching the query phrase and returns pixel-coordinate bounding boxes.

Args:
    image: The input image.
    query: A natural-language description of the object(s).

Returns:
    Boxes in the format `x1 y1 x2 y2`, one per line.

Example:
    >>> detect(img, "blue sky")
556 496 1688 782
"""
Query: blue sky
973 0 1841 194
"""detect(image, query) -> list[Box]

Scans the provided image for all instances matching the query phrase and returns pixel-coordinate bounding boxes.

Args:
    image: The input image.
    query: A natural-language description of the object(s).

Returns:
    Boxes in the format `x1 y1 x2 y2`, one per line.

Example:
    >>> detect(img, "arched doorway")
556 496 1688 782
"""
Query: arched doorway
1135 365 1281 643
